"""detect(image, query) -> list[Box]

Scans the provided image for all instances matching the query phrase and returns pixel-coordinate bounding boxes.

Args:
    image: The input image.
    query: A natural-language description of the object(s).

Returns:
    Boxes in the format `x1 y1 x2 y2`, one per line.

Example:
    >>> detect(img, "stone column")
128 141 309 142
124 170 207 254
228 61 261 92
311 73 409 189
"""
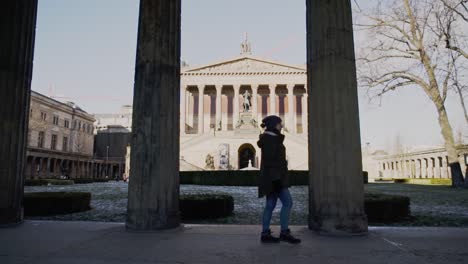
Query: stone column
46 158 51 179
77 161 81 178
410 160 416 178
441 157 448 178
302 93 308 134
233 85 240 127
398 161 403 178
394 162 399 178
269 85 276 116
87 162 91 178
421 159 428 178
405 160 410 178
215 85 222 130
446 156 452 178
418 159 423 178
434 157 441 178
91 163 95 179
252 85 258 122
30 157 37 180
287 85 295 133
126 0 181 231
54 159 59 178
306 0 367 235
187 91 193 129
198 85 204 134
180 85 186 135
428 158 434 178
0 0 38 225
37 158 42 179
59 159 64 177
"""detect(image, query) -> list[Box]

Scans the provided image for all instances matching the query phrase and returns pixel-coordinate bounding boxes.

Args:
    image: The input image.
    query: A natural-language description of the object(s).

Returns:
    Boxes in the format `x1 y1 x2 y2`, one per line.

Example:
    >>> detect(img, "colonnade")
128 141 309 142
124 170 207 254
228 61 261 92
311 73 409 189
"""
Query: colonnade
24 155 125 180
2 0 368 235
180 84 308 134
378 151 468 179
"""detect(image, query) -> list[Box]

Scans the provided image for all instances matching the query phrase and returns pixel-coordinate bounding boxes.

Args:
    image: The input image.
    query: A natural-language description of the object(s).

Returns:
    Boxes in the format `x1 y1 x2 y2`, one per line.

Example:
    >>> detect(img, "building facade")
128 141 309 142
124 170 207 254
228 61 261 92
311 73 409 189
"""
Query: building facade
94 44 310 171
25 91 121 179
179 50 309 170
94 105 132 131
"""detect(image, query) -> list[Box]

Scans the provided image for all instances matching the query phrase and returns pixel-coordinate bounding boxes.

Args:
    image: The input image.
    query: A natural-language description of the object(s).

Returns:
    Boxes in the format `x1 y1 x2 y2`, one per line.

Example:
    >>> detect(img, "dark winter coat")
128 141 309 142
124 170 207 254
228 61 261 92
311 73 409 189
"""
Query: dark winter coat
257 131 289 198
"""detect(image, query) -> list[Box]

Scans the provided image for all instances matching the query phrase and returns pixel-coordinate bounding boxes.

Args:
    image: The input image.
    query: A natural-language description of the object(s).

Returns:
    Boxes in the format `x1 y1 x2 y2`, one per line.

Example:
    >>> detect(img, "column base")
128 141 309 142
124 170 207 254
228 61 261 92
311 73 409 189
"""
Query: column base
126 209 180 231
308 213 368 236
0 208 23 227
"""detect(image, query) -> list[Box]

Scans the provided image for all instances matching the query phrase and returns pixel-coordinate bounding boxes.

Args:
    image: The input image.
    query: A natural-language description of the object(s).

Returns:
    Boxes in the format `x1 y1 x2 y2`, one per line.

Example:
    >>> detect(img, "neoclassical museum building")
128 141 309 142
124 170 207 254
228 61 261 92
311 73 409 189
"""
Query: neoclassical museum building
95 40 309 171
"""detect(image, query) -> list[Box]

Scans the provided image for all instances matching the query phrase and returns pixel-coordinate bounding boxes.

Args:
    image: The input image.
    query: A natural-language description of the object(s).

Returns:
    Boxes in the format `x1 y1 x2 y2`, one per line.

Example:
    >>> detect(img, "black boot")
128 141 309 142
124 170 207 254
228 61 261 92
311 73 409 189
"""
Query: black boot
280 229 301 244
261 229 280 243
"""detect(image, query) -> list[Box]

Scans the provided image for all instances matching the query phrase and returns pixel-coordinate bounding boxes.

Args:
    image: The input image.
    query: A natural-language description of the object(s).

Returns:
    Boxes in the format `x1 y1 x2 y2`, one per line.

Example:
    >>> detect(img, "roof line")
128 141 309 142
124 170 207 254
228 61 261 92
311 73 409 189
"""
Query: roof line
183 55 306 72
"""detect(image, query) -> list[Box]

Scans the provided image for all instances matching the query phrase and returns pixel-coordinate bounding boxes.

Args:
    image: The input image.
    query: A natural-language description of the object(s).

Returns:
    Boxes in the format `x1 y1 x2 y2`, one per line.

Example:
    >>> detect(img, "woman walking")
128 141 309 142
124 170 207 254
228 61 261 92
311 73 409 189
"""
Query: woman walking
257 115 301 244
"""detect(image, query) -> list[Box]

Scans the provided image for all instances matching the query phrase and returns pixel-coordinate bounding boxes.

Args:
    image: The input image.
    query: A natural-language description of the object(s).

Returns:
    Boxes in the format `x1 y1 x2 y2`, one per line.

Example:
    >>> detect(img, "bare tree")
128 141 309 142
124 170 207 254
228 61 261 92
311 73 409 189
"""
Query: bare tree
356 0 467 187
436 0 468 122
438 0 468 58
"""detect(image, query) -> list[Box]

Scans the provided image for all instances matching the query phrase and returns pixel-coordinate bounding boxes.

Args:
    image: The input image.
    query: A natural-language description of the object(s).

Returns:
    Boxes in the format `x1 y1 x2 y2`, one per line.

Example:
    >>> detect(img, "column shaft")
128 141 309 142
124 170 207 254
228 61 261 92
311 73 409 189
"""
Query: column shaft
435 157 441 178
215 85 222 130
269 85 276 116
126 0 181 230
180 85 186 135
306 0 367 234
252 85 258 122
198 86 204 134
287 85 295 133
302 93 308 134
0 0 38 225
233 85 240 127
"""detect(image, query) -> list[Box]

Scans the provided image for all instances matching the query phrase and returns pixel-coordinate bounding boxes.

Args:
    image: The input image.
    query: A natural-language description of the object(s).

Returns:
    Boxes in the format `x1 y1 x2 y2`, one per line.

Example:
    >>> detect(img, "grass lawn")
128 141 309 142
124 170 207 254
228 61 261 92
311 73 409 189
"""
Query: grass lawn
24 182 468 227
365 183 468 227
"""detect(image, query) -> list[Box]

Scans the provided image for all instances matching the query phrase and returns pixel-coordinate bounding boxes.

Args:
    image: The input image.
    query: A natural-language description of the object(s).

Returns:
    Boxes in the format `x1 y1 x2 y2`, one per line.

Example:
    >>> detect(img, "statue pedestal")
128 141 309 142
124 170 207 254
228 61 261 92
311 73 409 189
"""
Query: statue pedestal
234 112 258 135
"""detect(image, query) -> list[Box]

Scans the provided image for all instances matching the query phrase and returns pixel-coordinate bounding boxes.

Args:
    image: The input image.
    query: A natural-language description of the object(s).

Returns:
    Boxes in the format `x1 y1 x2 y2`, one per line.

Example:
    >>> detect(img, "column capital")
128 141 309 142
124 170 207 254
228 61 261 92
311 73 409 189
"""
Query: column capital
215 85 223 95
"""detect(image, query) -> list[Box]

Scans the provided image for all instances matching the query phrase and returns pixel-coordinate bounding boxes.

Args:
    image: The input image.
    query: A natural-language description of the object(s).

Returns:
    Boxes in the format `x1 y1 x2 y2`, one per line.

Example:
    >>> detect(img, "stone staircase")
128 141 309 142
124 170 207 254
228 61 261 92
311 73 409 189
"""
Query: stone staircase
180 134 214 150
283 132 308 146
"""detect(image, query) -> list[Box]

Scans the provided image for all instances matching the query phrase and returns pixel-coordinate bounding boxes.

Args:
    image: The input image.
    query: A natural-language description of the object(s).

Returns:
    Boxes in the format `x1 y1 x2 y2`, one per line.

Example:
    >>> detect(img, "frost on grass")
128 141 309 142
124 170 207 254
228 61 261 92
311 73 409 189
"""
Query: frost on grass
25 182 468 226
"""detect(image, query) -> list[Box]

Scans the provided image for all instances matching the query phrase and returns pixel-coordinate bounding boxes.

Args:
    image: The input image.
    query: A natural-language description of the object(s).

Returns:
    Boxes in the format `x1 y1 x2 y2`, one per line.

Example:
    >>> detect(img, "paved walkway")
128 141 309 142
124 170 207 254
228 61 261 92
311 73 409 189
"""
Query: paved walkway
1 221 468 264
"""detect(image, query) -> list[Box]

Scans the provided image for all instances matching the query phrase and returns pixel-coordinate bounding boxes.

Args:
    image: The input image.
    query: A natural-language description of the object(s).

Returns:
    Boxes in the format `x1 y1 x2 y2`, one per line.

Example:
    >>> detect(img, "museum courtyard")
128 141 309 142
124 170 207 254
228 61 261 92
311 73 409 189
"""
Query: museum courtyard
24 182 468 227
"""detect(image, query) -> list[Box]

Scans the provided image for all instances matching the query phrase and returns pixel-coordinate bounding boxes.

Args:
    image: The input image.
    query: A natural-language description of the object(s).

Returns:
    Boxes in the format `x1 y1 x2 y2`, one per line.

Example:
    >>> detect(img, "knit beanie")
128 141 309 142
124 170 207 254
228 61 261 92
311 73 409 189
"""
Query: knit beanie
260 115 282 132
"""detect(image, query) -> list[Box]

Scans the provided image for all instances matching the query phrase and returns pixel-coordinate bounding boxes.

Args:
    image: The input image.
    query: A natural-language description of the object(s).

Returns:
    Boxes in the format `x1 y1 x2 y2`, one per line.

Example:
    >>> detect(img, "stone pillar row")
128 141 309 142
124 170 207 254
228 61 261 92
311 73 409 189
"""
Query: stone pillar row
2 0 368 235
21 157 122 180
182 84 306 134
378 154 459 180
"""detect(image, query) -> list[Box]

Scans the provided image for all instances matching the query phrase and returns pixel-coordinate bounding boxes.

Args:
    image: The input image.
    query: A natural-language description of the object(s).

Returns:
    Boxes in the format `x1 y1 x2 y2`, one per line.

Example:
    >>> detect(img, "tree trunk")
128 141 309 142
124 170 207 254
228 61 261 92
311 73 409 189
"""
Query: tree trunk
435 102 465 187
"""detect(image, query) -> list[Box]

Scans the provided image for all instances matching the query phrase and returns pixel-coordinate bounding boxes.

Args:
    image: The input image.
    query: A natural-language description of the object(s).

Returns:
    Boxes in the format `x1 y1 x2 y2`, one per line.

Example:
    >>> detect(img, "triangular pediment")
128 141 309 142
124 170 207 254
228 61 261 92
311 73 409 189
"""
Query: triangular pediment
182 56 306 74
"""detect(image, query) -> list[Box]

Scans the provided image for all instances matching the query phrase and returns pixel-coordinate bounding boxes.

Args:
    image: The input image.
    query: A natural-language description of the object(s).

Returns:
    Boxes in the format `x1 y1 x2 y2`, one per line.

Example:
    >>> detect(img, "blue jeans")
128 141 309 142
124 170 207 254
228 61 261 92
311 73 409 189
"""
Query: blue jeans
262 188 292 233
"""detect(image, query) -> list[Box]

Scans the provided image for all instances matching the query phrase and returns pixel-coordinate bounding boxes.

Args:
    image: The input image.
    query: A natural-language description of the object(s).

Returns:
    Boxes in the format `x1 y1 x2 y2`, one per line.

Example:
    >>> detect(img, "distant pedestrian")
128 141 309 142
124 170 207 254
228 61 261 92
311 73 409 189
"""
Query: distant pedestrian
257 115 301 244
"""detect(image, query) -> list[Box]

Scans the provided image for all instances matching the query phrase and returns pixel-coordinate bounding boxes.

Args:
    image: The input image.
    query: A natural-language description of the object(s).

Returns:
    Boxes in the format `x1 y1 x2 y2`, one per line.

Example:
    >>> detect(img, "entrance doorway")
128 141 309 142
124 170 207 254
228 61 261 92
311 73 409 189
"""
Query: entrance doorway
238 144 256 169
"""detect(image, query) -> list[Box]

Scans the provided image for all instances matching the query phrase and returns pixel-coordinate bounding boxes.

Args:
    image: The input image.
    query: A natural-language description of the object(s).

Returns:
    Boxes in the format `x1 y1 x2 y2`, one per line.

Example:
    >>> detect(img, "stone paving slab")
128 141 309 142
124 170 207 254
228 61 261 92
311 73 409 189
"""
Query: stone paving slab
1 221 467 264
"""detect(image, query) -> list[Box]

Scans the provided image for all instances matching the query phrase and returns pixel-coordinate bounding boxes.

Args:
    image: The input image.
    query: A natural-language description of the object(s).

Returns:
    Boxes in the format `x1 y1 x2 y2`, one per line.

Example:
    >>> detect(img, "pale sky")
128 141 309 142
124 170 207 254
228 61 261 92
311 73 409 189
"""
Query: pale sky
31 0 467 150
